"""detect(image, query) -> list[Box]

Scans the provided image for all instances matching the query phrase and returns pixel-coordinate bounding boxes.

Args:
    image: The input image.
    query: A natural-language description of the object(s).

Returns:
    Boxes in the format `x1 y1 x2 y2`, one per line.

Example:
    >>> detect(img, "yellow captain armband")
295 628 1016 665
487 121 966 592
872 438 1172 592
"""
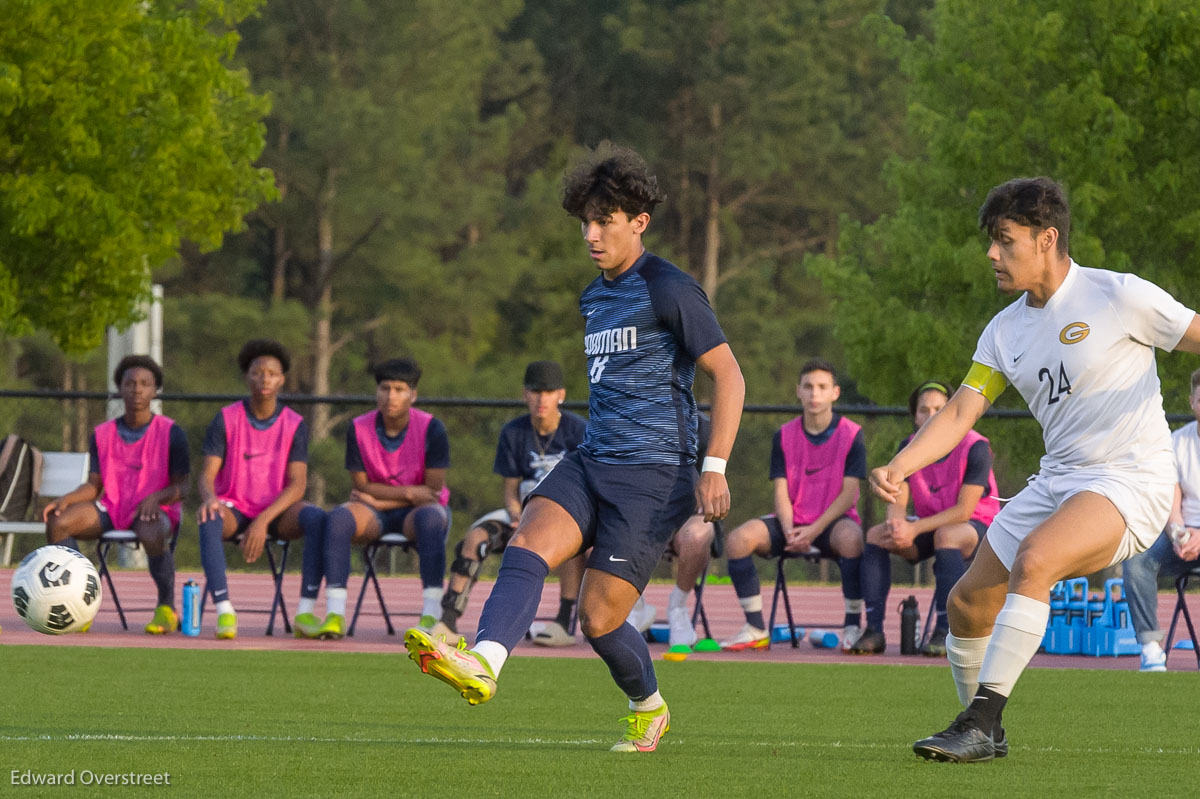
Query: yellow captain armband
962 362 1008 404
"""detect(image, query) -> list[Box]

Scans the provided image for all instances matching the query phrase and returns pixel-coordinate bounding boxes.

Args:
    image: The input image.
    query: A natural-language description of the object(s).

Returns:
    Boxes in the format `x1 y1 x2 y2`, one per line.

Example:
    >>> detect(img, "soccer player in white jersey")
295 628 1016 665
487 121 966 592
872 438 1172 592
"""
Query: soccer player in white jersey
870 177 1200 763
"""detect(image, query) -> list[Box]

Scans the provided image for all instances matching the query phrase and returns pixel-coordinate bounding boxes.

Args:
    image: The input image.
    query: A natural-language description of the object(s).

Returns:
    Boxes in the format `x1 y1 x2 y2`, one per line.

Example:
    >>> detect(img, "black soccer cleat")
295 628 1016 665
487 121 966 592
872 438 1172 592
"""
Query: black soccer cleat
848 627 886 655
993 727 1008 758
921 628 948 657
913 712 997 763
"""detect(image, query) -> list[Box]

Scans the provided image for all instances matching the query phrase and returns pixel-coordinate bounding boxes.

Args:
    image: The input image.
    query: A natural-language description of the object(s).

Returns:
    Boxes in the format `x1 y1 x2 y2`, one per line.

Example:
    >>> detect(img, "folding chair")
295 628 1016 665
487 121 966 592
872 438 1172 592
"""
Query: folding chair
95 527 180 630
349 532 412 636
1 452 89 566
1163 565 1200 670
199 535 292 636
917 601 939 650
767 546 822 648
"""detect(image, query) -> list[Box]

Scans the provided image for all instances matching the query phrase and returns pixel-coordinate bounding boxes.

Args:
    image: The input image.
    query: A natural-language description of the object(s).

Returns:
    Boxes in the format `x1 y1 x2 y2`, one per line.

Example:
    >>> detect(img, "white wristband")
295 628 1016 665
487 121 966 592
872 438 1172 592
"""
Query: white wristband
701 456 727 475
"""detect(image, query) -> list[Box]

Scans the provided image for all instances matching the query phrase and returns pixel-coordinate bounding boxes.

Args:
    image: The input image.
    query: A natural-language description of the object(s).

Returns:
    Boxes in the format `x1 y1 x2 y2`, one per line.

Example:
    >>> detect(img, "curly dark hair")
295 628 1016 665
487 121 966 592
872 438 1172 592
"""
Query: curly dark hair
373 357 421 387
113 355 163 388
561 142 666 221
237 339 291 374
978 177 1070 256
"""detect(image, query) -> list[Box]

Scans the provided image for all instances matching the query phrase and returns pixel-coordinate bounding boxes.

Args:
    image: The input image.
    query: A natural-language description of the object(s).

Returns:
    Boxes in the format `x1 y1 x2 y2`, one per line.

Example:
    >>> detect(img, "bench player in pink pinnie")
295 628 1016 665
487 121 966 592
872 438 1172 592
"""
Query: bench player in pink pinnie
858 380 999 656
44 355 190 635
297 357 450 640
197 339 325 640
720 358 869 652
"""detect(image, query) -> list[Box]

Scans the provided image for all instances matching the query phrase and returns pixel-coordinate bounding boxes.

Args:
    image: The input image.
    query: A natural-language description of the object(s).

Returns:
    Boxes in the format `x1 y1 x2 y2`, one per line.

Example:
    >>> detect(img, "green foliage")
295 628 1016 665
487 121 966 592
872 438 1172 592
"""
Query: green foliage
814 0 1200 406
810 0 1200 477
0 0 276 352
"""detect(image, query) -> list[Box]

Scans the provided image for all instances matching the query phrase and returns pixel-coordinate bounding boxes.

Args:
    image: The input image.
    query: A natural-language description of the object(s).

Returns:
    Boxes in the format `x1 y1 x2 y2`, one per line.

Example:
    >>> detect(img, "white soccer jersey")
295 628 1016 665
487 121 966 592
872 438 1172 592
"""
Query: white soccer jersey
1171 421 1200 526
972 261 1193 478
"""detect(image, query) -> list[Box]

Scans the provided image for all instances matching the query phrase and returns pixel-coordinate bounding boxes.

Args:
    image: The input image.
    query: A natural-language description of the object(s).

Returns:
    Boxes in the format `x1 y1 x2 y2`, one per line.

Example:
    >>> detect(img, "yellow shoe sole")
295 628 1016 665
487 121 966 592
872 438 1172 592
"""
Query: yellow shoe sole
404 628 495 706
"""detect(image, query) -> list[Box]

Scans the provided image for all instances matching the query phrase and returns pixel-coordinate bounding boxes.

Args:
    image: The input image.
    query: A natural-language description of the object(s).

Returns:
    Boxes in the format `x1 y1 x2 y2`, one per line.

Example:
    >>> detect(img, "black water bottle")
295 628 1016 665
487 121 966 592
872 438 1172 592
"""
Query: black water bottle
899 595 920 655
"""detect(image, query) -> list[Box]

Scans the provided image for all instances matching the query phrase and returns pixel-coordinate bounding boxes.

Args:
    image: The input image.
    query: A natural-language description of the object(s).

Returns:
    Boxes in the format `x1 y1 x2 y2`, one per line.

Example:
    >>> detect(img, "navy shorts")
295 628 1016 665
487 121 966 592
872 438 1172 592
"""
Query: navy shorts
94 501 174 535
529 450 697 592
230 506 283 538
369 505 450 536
908 518 987 562
764 514 860 559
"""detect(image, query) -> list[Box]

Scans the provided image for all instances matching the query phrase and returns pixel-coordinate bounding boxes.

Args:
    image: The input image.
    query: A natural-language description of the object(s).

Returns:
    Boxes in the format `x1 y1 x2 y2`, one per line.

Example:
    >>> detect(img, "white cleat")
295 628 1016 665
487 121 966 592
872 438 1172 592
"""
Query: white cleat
719 623 769 651
1139 640 1167 672
626 597 657 633
667 604 698 649
532 620 575 647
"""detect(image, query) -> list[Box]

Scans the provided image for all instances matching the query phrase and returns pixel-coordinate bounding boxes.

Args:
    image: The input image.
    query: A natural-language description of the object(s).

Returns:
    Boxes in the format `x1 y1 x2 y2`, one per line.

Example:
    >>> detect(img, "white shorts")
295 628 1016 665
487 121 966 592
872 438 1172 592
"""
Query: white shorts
467 508 514 530
986 468 1172 571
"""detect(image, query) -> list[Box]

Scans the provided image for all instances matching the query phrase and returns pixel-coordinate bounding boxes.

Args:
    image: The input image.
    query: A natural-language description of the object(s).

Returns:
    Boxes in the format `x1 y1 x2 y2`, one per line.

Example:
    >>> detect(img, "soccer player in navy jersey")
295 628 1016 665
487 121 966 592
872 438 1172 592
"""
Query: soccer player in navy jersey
405 143 745 753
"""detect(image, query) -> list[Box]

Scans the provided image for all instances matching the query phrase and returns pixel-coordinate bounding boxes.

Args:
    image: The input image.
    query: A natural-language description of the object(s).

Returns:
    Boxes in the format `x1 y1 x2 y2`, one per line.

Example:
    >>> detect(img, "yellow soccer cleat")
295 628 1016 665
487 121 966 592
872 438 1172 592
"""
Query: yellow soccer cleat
317 613 346 640
611 703 670 753
145 605 179 635
404 627 497 706
293 612 323 639
215 612 238 640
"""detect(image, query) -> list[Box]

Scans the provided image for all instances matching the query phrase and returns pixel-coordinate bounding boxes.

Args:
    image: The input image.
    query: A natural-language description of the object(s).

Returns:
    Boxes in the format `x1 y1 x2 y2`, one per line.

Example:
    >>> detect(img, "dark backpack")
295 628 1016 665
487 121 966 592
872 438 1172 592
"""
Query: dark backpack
0 434 43 521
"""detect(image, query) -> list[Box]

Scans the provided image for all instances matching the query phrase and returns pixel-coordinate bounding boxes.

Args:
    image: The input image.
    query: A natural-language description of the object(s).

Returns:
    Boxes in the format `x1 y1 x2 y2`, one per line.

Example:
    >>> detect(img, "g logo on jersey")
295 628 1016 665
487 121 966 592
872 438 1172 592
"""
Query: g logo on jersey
1059 322 1090 345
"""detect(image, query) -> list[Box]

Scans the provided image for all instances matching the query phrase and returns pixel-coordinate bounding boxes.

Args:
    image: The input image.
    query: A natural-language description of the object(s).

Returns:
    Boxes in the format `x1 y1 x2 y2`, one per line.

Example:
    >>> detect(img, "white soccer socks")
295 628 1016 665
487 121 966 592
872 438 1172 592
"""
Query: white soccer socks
473 640 509 676
947 633 991 707
421 587 444 619
326 587 347 617
977 593 1051 698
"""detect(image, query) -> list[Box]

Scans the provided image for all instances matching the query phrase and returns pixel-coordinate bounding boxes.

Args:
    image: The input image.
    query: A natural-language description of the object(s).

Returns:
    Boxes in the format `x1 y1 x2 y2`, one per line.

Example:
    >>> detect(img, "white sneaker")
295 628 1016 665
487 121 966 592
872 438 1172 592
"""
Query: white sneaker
626 598 657 633
1140 640 1167 672
532 620 575 647
841 624 862 652
667 605 698 649
719 623 769 651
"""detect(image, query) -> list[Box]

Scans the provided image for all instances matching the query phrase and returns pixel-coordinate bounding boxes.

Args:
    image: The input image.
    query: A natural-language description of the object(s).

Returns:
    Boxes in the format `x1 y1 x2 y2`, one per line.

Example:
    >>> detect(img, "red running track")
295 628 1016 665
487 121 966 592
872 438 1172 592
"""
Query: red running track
1 568 1196 671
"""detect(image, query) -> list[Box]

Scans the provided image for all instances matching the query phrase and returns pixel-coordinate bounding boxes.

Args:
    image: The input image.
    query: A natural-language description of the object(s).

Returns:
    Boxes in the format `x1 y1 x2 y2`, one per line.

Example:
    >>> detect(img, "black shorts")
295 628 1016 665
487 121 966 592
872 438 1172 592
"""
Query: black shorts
764 514 860 559
528 450 696 592
230 506 283 539
907 518 987 562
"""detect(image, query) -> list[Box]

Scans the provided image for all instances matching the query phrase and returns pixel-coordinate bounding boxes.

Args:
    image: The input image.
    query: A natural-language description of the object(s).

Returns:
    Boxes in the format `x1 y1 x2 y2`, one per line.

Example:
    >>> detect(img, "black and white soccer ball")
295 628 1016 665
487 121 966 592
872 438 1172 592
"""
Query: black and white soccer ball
11 545 102 634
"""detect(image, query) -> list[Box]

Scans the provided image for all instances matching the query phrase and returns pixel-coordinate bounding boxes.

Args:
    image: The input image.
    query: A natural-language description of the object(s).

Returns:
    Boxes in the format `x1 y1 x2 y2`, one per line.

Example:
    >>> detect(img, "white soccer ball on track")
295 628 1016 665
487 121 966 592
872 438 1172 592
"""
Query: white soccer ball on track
11 545 102 634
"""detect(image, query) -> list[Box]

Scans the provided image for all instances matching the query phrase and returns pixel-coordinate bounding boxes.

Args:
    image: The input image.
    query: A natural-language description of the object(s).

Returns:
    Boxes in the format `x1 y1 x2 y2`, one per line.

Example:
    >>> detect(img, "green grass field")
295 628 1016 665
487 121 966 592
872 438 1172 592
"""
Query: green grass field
2 646 1196 797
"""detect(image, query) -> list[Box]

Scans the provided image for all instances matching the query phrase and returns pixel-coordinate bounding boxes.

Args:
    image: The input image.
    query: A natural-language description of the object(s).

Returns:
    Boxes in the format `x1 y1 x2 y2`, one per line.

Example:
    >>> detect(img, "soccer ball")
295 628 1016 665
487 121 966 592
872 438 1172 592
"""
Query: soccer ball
11 545 102 634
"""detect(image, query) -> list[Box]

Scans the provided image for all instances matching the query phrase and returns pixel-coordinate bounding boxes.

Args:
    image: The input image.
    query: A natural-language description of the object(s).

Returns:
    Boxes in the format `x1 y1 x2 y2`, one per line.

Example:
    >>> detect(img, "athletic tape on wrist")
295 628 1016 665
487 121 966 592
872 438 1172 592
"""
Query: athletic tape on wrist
701 456 727 475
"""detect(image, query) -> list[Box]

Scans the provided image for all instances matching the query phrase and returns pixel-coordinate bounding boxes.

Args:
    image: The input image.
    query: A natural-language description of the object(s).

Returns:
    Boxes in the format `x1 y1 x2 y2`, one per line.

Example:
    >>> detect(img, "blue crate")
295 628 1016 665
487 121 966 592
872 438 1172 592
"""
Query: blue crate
1079 578 1140 657
1044 614 1085 654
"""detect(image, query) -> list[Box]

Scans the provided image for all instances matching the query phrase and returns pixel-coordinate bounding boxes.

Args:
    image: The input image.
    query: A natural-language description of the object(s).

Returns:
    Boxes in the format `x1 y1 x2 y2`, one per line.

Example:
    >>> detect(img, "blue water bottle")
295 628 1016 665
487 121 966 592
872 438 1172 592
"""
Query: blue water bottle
181 580 201 636
809 629 840 649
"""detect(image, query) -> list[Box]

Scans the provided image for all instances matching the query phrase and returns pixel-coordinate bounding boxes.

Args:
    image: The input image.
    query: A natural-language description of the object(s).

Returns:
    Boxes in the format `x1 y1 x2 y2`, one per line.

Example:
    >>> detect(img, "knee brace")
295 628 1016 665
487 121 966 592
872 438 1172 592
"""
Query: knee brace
450 538 485 581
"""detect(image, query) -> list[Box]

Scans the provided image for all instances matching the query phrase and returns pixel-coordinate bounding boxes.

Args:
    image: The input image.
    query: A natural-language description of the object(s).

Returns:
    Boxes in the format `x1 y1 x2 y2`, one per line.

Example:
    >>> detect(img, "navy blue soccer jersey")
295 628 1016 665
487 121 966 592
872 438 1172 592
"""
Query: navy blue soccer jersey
578 251 726 465
494 411 588 482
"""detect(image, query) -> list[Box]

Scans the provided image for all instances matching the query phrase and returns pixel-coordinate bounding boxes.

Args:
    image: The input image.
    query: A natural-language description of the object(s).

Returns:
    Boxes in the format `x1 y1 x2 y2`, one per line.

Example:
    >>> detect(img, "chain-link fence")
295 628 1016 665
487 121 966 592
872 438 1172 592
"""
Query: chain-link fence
3 389 1144 586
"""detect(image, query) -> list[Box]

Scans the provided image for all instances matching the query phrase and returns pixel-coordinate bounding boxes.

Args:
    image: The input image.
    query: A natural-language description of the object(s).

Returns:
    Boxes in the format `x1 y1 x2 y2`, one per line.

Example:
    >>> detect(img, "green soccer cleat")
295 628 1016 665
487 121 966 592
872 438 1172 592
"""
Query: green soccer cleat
611 702 671 753
418 614 438 631
293 612 323 639
404 627 497 705
144 605 179 635
215 612 238 640
318 613 347 640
